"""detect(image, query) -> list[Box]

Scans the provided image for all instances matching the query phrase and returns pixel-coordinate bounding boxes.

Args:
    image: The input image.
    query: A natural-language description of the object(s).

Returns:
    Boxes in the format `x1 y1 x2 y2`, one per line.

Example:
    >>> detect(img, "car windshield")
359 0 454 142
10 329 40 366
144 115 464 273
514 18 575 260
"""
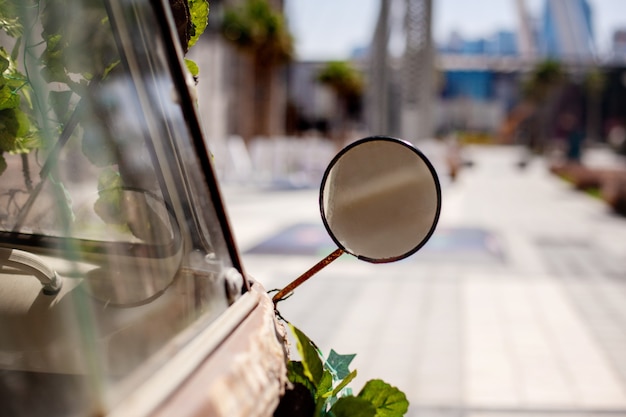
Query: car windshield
0 0 243 415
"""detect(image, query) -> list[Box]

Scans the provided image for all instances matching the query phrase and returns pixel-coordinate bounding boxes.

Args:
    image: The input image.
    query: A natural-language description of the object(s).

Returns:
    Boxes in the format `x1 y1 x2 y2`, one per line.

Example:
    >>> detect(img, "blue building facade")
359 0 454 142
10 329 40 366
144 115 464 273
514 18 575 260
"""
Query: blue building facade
442 71 493 101
439 30 518 56
437 0 598 101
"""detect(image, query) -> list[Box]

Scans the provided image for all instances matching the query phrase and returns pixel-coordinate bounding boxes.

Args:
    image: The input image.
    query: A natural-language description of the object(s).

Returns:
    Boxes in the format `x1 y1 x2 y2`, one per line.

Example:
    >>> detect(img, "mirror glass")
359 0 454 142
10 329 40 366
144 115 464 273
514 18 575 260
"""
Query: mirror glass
320 137 441 262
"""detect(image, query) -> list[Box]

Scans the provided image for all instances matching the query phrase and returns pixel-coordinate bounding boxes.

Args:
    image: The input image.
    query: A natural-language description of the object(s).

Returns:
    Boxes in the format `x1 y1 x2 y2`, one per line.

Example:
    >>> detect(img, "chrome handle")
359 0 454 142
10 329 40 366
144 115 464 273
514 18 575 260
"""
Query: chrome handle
0 248 63 295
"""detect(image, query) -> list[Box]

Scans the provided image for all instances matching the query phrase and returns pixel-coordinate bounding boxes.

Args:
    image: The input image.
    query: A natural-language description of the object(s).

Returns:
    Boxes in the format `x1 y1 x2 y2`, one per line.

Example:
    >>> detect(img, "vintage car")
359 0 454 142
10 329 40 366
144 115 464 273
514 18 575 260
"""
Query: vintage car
0 0 289 415
0 1 441 415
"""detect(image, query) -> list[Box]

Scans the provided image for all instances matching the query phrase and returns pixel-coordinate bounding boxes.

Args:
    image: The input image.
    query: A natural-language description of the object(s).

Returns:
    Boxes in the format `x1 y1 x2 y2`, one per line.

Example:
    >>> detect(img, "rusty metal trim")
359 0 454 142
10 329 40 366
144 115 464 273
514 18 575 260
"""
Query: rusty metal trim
108 288 264 417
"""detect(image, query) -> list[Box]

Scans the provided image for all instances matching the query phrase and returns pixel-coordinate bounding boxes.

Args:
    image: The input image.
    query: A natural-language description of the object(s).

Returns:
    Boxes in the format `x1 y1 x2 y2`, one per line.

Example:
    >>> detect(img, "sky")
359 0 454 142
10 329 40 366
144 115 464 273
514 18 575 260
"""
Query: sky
284 0 626 61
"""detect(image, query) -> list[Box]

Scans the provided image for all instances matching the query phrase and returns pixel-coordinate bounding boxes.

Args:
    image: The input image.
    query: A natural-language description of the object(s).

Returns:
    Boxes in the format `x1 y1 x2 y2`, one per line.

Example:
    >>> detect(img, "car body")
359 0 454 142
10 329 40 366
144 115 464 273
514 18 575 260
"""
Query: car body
0 0 287 415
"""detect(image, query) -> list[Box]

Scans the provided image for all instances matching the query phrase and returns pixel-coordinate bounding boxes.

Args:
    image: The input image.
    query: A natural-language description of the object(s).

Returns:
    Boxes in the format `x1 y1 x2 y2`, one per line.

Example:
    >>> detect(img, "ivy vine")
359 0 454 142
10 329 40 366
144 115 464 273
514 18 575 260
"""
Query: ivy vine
275 322 410 417
0 0 207 227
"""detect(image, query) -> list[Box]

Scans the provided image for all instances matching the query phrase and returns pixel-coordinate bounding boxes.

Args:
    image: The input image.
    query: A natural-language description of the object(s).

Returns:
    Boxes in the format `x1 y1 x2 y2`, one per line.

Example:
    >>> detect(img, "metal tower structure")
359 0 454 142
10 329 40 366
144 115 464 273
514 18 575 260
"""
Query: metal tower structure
541 0 596 62
368 0 391 134
514 0 537 59
401 0 434 141
368 0 435 141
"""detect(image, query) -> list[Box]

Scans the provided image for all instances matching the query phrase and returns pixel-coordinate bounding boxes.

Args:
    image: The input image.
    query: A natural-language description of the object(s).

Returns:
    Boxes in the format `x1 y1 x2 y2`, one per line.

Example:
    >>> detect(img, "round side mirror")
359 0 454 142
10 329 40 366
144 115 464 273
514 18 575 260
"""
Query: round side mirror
320 136 441 263
273 136 441 305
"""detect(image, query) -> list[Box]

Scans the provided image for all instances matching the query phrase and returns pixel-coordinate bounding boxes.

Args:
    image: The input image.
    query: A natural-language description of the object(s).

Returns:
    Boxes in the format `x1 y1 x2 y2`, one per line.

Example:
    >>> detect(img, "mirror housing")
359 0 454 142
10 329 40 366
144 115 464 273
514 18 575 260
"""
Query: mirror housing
273 136 442 305
320 136 441 262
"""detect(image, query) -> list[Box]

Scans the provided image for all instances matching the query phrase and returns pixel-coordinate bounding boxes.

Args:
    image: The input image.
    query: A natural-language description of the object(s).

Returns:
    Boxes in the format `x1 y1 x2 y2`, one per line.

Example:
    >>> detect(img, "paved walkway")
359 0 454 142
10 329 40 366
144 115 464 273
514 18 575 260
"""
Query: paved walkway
222 144 626 417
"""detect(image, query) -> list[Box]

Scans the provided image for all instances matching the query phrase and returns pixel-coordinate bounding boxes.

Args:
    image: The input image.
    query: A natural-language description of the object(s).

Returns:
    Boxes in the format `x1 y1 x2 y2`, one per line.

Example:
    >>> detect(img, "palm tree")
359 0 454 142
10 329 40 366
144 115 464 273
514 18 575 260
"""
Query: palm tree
221 0 293 142
316 60 364 142
520 59 567 153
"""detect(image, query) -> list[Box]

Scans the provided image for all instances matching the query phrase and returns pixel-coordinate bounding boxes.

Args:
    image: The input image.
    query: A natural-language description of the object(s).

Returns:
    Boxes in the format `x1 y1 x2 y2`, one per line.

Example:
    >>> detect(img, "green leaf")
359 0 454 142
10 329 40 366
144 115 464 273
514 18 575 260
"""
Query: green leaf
188 0 209 48
10 35 20 61
0 53 8 73
0 0 23 37
12 114 40 153
103 60 120 78
290 324 324 387
314 370 334 416
327 349 356 380
40 59 69 84
48 90 72 121
13 107 28 138
97 167 122 192
0 48 33 109
329 396 376 417
357 379 409 417
0 109 34 152
0 108 19 150
286 361 316 397
331 369 357 398
317 369 333 400
185 58 199 77
0 84 19 110
40 34 70 83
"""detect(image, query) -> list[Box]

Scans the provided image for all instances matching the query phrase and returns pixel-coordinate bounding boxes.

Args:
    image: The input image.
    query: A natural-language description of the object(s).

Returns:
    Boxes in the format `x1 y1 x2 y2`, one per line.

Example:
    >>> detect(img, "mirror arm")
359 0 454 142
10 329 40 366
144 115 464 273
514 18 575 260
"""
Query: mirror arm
272 248 344 306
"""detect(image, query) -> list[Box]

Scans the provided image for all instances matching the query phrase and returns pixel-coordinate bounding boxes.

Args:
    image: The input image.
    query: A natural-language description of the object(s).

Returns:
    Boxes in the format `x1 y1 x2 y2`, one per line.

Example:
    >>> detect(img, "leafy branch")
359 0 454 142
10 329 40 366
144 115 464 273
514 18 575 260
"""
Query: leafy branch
183 0 209 79
0 46 38 175
0 0 208 229
278 323 409 417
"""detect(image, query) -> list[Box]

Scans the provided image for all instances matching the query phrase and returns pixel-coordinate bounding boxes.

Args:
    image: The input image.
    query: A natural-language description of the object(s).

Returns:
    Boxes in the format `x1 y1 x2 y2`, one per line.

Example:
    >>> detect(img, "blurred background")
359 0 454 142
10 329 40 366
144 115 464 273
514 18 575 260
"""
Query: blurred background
190 1 626 416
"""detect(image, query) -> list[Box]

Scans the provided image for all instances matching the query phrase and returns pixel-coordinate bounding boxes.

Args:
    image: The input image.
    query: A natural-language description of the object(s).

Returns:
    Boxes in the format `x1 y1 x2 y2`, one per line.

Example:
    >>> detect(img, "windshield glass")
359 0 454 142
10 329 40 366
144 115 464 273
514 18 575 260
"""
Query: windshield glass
0 0 242 414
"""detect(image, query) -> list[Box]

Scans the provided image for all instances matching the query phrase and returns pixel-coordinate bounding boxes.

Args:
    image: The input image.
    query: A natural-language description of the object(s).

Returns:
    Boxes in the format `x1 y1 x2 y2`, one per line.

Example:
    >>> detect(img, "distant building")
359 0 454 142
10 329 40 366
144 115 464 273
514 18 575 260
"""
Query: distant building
438 0 596 62
438 30 517 57
434 29 520 127
442 71 493 101
462 39 487 55
612 29 626 60
486 31 518 56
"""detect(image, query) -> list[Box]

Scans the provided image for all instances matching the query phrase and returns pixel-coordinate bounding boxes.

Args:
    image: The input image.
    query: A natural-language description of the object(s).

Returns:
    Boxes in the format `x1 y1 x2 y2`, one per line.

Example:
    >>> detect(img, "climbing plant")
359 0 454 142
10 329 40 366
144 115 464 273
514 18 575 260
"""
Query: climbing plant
0 0 207 231
274 322 410 417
